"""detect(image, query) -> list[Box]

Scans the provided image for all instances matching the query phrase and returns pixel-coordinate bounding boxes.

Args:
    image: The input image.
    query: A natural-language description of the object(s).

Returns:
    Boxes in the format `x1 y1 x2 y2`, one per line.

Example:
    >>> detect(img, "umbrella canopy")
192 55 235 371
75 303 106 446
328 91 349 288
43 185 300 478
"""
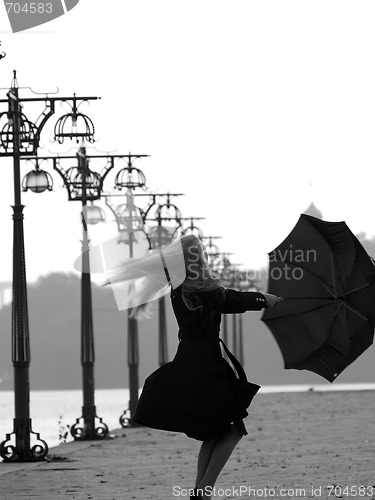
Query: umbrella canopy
262 214 375 382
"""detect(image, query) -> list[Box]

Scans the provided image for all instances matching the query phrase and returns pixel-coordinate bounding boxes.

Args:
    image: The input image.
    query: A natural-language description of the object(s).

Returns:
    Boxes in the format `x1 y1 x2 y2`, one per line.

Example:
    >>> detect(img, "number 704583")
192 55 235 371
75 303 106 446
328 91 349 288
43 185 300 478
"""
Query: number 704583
5 3 53 14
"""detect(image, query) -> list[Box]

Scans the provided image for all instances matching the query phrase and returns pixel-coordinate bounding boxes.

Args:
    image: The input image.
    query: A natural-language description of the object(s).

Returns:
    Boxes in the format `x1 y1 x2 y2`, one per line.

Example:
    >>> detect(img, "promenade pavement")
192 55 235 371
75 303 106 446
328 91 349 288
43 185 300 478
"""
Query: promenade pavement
0 390 374 500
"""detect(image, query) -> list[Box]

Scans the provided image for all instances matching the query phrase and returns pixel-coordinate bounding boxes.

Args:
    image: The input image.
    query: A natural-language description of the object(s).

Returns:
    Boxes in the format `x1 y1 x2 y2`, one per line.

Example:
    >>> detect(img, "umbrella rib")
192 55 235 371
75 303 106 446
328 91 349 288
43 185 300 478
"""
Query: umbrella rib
264 301 334 320
275 296 369 322
283 282 375 300
283 296 334 300
339 256 356 290
272 260 375 300
339 282 374 298
284 282 374 300
271 258 338 296
330 253 339 295
337 299 369 322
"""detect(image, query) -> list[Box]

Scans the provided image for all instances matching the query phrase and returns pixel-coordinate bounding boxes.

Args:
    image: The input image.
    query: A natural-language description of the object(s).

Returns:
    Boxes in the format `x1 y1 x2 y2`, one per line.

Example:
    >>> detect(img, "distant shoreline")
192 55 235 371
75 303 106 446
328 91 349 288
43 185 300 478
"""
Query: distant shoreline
1 383 375 393
259 382 375 393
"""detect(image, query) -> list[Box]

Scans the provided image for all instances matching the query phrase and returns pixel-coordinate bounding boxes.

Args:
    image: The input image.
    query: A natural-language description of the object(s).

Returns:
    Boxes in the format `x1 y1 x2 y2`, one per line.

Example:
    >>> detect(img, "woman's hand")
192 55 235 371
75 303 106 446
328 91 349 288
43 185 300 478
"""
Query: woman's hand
263 293 283 307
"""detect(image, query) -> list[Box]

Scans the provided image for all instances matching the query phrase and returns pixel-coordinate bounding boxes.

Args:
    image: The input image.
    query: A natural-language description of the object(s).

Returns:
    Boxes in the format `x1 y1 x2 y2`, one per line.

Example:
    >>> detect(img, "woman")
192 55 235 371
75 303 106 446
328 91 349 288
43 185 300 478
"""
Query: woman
106 234 281 500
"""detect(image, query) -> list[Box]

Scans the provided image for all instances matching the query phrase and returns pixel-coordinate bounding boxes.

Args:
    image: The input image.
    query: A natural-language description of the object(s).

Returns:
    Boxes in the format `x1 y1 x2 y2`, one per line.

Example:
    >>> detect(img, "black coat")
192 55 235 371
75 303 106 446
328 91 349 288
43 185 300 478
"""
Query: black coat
132 287 267 440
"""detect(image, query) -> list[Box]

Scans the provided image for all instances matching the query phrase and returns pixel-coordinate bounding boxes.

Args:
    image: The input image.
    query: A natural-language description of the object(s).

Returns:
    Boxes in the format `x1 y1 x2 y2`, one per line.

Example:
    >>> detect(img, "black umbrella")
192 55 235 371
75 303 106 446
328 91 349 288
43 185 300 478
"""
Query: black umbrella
262 214 375 382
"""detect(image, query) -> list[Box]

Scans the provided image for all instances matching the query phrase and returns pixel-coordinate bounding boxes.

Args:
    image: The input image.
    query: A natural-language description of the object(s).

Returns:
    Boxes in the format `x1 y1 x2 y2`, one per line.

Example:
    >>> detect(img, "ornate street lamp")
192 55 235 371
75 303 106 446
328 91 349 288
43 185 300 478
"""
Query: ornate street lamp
85 202 106 225
202 236 222 269
53 94 96 144
22 159 53 193
115 202 144 242
105 193 146 427
180 216 205 240
147 225 173 248
102 154 149 427
142 194 183 366
23 147 114 440
112 153 148 249
144 195 183 251
213 252 233 278
114 154 147 191
0 71 99 461
50 146 112 440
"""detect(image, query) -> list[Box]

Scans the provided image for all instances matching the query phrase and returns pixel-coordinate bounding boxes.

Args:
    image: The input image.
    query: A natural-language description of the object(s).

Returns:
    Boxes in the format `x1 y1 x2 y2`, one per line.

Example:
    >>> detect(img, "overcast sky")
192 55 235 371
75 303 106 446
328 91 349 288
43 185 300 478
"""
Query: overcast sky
1 1 375 285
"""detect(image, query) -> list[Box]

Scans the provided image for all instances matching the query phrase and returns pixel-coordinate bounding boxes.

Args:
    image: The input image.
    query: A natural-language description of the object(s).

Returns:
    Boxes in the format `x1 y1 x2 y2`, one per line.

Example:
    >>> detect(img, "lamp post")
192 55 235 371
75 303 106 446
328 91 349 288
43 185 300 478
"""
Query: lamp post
213 251 233 347
235 269 262 366
23 147 112 439
202 237 234 350
103 153 149 426
233 268 246 365
221 265 256 365
27 149 149 439
224 263 243 360
0 71 99 461
142 194 183 366
61 147 110 439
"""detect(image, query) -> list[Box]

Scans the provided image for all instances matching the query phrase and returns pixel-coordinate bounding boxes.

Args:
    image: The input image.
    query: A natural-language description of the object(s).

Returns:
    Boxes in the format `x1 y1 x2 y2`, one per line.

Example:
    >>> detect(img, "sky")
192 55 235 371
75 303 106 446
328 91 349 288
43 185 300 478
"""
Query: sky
1 1 375 287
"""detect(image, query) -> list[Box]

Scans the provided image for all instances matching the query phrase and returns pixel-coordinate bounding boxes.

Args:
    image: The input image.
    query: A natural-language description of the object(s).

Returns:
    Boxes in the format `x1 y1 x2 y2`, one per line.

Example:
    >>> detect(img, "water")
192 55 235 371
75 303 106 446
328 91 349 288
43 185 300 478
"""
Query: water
1 384 375 455
0 388 131 452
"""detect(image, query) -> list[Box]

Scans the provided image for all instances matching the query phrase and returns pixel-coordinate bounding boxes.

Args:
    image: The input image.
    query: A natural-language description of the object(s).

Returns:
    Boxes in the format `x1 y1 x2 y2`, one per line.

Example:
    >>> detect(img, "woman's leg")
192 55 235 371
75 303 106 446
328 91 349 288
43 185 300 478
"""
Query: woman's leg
195 437 220 487
195 424 243 499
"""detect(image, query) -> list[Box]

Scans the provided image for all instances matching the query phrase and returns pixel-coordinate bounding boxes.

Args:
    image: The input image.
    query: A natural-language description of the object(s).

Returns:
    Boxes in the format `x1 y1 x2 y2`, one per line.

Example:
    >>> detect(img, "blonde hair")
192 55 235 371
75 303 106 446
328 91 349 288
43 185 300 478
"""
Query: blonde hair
105 234 224 318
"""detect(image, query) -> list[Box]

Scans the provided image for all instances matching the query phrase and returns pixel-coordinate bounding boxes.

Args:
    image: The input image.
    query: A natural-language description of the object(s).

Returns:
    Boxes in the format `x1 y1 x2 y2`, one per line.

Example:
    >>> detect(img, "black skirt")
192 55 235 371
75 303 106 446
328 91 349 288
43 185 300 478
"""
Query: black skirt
132 338 260 441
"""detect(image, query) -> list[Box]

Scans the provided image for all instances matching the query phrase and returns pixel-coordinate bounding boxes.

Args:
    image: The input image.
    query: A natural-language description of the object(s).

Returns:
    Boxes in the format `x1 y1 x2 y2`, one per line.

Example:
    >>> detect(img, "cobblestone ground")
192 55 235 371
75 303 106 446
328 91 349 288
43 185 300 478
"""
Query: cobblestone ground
0 391 374 500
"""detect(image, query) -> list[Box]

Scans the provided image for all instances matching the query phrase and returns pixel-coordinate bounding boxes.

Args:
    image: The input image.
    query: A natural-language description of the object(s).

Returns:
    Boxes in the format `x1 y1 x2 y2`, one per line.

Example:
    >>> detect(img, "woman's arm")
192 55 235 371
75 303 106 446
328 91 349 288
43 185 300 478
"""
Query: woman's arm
216 288 282 314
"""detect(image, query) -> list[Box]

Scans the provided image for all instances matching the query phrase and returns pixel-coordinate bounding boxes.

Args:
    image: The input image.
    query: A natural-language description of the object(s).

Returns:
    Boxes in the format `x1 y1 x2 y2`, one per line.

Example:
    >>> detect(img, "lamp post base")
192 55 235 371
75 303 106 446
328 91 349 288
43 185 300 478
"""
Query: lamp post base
0 418 48 462
70 406 109 440
119 408 142 428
